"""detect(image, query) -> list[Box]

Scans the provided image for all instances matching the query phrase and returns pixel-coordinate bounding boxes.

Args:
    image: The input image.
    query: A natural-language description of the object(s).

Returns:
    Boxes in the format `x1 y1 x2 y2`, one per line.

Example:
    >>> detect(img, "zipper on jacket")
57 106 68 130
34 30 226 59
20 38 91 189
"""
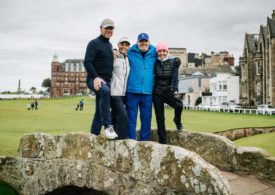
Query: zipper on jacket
161 61 164 94
141 60 145 93
123 57 127 95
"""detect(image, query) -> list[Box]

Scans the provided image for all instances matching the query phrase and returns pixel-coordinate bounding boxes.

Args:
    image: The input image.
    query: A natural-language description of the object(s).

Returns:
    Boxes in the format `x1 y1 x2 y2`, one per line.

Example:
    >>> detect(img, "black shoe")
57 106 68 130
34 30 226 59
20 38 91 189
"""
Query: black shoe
173 119 183 131
176 124 183 131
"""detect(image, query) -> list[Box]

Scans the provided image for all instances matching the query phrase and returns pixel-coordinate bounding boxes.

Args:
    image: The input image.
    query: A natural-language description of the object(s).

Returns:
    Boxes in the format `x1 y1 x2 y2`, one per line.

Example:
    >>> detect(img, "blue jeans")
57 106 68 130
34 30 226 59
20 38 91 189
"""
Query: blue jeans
87 78 111 135
126 92 152 141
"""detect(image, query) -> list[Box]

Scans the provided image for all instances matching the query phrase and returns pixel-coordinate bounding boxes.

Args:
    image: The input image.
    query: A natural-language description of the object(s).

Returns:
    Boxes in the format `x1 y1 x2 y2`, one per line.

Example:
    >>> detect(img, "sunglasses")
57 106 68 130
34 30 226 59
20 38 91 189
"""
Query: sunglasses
104 26 114 30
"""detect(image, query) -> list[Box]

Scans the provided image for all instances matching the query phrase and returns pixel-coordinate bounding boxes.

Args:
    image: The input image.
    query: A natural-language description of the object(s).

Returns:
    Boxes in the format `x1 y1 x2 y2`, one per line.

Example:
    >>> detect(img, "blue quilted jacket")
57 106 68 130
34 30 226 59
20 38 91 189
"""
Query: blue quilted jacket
127 44 157 95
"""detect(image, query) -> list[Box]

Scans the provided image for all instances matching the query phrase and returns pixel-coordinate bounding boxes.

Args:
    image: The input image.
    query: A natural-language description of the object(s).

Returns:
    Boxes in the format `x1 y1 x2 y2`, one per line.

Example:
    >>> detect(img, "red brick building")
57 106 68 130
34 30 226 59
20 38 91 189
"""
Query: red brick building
50 54 88 97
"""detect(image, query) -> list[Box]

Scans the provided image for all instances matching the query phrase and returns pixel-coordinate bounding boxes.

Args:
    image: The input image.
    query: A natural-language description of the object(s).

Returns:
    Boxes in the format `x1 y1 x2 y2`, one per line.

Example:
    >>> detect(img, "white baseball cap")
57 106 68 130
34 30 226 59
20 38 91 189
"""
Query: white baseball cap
100 18 114 28
118 37 130 45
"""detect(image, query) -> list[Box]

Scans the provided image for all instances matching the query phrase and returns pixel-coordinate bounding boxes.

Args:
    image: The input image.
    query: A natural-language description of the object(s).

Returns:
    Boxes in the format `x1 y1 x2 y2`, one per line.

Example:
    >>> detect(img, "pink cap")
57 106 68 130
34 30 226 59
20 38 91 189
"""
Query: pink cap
156 42 169 52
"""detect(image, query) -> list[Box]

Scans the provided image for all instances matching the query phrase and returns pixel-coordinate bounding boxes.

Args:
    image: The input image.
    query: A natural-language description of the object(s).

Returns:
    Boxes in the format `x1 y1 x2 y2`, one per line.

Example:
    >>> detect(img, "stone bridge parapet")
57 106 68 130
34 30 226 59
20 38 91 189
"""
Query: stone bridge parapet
0 133 230 195
149 129 275 180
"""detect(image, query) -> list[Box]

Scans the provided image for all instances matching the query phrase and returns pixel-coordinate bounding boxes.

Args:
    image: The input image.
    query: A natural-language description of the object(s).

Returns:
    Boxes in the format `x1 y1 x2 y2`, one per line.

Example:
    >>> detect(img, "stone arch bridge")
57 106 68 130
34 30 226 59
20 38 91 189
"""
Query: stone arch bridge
1 129 275 194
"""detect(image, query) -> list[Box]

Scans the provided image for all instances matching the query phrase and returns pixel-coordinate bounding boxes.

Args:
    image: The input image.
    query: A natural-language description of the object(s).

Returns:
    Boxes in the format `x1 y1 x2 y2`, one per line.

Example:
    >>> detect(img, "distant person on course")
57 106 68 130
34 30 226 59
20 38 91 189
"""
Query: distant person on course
34 99 38 110
79 99 84 111
84 18 118 140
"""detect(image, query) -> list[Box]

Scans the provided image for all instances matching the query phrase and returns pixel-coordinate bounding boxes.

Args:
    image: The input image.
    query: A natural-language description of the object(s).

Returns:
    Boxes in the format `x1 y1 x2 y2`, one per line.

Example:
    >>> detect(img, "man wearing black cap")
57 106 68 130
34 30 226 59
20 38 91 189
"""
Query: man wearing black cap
126 33 157 141
84 18 118 139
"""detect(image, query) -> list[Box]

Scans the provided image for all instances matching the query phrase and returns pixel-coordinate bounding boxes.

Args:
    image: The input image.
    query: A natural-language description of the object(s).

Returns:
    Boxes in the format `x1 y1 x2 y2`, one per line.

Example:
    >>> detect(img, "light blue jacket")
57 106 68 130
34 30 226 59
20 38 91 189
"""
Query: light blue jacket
127 44 157 95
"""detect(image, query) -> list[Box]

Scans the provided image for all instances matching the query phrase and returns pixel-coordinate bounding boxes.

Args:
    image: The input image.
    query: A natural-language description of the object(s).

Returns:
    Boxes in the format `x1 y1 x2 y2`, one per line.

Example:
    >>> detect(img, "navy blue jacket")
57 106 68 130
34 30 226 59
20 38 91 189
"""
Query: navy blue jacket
127 44 157 95
84 35 114 82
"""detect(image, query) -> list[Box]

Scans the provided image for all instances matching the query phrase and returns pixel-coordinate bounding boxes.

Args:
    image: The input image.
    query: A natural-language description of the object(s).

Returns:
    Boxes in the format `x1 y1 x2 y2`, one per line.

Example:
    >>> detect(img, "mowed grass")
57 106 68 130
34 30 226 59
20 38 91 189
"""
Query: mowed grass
234 132 275 156
0 97 274 156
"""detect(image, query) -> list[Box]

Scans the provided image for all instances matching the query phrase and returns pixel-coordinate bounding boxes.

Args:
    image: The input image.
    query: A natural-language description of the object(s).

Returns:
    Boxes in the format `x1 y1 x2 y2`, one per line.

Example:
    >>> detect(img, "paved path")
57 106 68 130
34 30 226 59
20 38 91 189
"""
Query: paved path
221 171 275 195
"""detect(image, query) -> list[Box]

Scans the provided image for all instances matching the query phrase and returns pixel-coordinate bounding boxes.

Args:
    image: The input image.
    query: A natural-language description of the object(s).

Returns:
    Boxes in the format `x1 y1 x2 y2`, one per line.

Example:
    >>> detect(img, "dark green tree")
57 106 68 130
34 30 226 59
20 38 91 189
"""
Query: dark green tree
42 78 51 92
30 86 36 93
234 65 240 75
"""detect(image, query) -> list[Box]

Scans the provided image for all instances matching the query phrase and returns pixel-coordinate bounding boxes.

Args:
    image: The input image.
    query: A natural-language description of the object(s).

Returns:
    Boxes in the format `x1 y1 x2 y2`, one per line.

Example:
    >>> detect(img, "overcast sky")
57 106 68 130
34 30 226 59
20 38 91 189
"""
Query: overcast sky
0 0 274 92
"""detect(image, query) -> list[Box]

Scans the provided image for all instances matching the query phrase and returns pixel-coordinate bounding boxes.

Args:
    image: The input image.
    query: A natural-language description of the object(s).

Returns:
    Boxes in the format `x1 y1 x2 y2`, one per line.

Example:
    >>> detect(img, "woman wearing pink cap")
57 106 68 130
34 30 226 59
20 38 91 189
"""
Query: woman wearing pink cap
153 42 183 144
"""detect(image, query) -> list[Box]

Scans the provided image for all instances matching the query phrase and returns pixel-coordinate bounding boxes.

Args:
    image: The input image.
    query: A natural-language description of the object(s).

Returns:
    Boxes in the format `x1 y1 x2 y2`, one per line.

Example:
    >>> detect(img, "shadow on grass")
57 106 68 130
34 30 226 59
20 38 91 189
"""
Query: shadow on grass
0 181 18 195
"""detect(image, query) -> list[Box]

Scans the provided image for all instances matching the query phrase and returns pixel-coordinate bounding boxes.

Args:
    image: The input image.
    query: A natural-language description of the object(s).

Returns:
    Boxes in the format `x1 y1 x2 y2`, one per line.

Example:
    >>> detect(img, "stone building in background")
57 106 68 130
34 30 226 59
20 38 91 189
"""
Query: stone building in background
169 48 188 68
207 51 234 67
187 53 202 68
50 54 88 97
239 10 275 107
185 51 234 68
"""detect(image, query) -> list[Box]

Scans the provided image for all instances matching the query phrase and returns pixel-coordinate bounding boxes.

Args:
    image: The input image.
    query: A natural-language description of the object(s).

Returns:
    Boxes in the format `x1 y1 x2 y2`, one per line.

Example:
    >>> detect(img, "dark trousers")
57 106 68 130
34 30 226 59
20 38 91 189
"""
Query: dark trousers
153 93 183 144
87 78 111 135
111 96 128 139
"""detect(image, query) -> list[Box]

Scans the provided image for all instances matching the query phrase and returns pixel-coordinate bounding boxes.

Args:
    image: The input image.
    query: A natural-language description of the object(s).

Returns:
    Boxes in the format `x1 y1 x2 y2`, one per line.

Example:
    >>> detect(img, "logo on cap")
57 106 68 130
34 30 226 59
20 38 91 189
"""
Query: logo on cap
137 33 149 41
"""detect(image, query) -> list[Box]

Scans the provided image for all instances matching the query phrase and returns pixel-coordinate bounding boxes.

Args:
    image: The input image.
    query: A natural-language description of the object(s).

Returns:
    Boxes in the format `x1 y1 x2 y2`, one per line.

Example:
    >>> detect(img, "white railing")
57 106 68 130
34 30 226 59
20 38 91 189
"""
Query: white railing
181 105 273 115
164 103 274 115
0 94 46 99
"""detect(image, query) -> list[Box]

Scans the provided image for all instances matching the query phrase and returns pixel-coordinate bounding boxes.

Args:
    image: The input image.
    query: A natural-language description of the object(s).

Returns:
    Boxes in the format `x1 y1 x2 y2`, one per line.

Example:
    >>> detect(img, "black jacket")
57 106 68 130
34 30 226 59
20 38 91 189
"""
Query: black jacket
84 35 114 82
154 57 181 95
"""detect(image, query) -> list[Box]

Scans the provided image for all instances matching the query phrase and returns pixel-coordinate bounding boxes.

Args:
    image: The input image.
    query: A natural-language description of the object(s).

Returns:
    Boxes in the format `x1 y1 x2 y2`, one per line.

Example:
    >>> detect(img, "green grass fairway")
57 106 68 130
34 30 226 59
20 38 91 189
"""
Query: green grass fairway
234 132 275 156
0 97 274 156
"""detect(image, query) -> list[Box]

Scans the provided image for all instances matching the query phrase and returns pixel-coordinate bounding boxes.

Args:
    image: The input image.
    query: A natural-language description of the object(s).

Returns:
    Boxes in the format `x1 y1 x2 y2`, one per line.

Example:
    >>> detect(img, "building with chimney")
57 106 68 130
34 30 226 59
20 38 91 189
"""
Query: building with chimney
209 51 234 67
239 10 275 107
50 54 88 97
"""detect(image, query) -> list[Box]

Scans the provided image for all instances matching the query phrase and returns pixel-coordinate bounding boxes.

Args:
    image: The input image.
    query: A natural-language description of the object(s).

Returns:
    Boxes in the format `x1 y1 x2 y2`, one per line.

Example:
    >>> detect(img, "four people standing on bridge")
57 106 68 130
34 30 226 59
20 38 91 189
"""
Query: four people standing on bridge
84 18 184 143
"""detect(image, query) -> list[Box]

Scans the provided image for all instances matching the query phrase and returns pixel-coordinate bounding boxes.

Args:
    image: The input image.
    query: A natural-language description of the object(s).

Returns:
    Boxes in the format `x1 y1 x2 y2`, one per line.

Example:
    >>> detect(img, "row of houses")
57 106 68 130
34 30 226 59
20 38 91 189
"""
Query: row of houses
169 48 234 68
178 65 239 106
50 49 235 98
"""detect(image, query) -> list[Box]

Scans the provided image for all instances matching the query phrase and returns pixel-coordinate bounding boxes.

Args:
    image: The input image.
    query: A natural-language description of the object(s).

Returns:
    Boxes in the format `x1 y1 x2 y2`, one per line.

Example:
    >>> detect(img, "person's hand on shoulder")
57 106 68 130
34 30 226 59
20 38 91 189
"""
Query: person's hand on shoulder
113 49 118 59
174 57 181 68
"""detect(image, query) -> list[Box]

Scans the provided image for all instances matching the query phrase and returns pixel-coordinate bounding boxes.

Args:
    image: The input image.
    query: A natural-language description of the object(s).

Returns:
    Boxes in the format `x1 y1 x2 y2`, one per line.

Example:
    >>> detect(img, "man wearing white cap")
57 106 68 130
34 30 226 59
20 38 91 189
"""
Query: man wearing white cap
84 18 118 139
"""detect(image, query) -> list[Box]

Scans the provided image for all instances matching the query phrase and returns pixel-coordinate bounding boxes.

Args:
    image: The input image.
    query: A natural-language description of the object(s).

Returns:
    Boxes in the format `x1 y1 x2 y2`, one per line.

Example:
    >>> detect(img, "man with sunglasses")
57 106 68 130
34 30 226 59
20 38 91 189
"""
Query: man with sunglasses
84 18 118 139
126 33 157 141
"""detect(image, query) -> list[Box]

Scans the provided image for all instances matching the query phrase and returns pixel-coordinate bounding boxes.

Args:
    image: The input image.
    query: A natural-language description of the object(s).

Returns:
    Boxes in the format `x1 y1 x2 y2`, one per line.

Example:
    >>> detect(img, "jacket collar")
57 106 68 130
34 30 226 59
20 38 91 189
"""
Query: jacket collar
158 56 169 62
99 35 110 42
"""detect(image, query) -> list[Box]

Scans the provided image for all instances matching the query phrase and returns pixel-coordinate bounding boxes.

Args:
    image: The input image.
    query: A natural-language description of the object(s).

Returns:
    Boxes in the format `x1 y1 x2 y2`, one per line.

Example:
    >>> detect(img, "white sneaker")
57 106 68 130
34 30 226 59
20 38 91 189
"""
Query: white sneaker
103 125 118 140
